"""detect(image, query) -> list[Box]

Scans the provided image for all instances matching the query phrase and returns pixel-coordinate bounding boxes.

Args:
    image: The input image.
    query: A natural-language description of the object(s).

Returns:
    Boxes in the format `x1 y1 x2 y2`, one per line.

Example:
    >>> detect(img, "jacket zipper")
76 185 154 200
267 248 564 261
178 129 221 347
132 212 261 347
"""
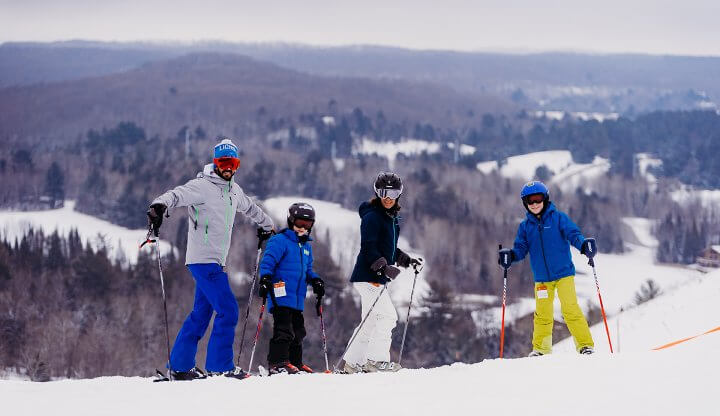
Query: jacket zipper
298 242 304 309
391 216 397 263
537 220 552 280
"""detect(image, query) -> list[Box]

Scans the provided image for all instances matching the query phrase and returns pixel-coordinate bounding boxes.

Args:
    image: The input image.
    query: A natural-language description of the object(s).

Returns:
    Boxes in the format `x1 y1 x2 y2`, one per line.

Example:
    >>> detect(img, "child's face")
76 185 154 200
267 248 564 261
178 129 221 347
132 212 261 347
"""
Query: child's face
526 194 545 215
293 225 309 236
528 201 544 215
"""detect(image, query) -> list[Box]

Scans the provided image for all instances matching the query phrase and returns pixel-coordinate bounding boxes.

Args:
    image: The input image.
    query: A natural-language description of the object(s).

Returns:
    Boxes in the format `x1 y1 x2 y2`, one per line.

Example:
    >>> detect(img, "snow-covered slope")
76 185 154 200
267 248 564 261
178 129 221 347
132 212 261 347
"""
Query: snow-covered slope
263 197 430 308
476 150 611 190
2 331 717 416
0 201 173 264
556 266 720 354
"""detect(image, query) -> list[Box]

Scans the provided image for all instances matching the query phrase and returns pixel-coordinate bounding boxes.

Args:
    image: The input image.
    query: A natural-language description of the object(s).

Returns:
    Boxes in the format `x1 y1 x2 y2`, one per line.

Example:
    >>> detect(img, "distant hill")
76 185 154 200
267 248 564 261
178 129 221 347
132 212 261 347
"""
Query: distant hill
2 41 720 114
0 52 512 139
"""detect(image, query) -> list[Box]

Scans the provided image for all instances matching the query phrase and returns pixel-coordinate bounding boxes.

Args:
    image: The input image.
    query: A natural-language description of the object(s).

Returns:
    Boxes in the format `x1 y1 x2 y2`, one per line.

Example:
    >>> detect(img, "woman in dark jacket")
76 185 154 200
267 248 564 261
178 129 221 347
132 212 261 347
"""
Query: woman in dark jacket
341 172 421 373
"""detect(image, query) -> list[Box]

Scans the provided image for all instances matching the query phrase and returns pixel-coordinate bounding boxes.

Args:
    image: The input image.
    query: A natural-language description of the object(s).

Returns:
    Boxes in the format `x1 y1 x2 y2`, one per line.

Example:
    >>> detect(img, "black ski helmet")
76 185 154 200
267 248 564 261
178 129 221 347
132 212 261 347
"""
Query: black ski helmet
373 171 403 199
287 202 316 229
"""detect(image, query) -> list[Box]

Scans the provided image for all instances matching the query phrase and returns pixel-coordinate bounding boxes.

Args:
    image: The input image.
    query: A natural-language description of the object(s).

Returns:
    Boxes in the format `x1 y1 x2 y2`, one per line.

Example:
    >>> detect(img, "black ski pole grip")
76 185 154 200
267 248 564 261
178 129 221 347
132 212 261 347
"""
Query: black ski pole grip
315 296 323 317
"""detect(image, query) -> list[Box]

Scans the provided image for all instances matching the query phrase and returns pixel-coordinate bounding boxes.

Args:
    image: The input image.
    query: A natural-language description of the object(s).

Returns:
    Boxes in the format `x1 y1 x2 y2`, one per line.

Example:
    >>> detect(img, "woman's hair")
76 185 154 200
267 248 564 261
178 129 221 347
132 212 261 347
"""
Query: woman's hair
370 196 401 215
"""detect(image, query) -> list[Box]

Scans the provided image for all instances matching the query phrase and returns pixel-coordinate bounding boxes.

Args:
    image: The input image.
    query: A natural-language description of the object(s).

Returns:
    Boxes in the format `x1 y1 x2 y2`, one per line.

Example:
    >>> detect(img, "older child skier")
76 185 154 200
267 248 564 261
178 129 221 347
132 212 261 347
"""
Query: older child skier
498 181 597 356
258 202 325 374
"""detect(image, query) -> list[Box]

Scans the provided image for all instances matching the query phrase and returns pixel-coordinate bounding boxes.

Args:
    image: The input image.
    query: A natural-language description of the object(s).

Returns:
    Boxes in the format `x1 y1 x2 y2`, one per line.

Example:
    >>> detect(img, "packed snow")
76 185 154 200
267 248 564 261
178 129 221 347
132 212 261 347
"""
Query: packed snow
0 201 173 265
262 197 430 309
1 321 717 415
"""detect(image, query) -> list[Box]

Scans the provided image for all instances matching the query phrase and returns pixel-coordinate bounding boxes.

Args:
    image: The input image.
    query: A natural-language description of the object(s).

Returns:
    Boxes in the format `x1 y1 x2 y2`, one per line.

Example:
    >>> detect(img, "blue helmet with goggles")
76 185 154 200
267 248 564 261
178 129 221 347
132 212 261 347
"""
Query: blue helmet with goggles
520 181 549 205
374 172 403 199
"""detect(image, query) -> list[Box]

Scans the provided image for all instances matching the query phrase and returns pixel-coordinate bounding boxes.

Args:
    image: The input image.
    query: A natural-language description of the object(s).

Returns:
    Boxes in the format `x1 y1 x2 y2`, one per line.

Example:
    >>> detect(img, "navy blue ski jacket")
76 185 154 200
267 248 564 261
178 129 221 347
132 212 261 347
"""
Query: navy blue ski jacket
350 200 401 285
511 202 586 283
259 228 319 312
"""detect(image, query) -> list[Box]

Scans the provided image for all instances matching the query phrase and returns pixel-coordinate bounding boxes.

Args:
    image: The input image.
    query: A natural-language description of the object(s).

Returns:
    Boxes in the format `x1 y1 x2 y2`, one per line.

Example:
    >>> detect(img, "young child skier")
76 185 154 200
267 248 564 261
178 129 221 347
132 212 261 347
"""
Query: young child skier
147 136 275 380
498 181 597 356
258 202 325 374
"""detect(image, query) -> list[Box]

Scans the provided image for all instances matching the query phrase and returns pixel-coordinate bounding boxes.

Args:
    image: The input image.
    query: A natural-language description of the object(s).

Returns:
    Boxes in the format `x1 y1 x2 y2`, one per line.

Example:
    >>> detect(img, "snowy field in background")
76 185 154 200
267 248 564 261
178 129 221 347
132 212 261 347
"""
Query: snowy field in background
263 197 430 310
0 201 173 264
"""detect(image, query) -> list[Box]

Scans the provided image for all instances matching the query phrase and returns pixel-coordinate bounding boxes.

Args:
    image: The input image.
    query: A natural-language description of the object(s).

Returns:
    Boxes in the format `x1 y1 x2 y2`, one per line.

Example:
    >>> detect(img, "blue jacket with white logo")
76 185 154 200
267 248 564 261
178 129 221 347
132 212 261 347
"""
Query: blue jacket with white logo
259 228 319 311
511 202 586 283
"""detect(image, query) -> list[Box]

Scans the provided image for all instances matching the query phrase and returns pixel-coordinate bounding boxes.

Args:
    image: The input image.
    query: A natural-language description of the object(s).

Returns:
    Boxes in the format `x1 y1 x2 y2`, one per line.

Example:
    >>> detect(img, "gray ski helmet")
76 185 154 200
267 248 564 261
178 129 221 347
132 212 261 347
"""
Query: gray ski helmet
373 171 403 199
287 202 315 229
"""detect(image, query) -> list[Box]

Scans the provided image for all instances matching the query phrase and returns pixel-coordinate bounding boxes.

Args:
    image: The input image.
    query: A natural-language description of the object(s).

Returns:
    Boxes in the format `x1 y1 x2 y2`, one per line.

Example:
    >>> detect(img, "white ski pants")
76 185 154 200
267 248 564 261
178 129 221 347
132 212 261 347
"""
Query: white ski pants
343 282 398 364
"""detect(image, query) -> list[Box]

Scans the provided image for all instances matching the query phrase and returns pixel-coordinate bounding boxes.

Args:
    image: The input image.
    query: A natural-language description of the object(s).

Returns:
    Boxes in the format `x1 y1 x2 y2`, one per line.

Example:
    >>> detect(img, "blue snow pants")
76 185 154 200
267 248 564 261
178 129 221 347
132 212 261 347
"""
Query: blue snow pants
169 263 239 373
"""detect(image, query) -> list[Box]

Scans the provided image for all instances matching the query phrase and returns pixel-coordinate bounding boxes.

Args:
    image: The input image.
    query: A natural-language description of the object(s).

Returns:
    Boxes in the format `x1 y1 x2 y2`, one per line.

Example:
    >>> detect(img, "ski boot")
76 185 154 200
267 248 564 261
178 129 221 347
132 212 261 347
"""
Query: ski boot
579 346 595 355
295 364 314 373
207 366 250 379
364 360 401 372
340 361 365 374
169 366 207 381
527 350 544 357
268 362 300 375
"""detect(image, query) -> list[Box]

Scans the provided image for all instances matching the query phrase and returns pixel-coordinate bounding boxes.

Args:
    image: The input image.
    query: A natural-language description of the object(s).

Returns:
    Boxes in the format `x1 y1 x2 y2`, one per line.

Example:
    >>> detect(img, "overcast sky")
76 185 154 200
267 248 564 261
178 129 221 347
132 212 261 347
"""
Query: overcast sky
2 0 719 56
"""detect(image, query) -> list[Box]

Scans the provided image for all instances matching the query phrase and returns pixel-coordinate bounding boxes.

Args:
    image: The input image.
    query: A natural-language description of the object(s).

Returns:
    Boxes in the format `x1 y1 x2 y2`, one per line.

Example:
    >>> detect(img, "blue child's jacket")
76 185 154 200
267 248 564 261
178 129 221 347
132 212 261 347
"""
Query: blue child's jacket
511 202 586 282
259 228 319 311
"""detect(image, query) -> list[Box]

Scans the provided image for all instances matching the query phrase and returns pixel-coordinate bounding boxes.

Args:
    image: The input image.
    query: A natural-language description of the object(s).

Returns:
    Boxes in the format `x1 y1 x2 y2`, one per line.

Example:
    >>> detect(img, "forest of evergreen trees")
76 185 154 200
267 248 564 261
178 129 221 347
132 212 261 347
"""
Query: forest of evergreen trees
1 108 719 378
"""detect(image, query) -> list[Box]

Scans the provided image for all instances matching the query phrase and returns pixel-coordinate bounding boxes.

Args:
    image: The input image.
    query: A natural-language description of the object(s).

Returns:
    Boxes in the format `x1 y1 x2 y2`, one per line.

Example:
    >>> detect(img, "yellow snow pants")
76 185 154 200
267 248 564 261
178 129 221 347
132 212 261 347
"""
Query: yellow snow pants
532 276 594 354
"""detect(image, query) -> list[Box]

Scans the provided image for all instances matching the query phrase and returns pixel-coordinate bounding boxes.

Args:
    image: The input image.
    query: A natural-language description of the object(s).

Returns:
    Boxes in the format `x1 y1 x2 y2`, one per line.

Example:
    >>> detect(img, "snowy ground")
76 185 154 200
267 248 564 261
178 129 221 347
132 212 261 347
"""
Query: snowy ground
2 329 717 416
0 201 173 265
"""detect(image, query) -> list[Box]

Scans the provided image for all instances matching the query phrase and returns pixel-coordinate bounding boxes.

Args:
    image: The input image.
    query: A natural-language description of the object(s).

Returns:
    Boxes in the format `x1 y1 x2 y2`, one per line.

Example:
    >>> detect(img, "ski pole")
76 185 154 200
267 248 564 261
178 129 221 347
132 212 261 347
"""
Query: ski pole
333 283 388 372
589 257 614 353
316 296 331 373
398 263 422 365
499 244 510 359
237 239 264 367
141 226 173 379
247 285 278 373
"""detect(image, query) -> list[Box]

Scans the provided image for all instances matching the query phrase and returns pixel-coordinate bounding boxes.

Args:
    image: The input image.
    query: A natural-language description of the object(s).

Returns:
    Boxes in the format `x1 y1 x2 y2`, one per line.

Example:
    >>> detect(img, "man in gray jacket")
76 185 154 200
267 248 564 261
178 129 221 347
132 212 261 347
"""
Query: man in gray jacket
147 136 274 380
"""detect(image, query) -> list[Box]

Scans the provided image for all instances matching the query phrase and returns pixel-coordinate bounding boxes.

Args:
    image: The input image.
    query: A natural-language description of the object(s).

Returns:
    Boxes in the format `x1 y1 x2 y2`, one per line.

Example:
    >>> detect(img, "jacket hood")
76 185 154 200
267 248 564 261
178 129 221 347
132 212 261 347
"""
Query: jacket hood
198 163 234 186
525 201 557 223
358 201 377 218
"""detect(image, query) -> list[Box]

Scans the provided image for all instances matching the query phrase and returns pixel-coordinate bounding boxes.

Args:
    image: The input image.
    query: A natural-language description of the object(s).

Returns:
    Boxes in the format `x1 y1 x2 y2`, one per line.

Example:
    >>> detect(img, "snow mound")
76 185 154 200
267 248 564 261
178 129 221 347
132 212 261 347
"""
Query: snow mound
0 201 173 265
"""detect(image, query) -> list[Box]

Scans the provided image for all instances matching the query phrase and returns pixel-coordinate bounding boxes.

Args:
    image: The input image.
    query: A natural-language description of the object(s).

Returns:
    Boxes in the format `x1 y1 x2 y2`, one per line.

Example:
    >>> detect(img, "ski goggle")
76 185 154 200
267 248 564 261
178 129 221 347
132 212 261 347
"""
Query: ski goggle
525 194 545 205
292 218 314 230
375 188 402 200
213 157 240 172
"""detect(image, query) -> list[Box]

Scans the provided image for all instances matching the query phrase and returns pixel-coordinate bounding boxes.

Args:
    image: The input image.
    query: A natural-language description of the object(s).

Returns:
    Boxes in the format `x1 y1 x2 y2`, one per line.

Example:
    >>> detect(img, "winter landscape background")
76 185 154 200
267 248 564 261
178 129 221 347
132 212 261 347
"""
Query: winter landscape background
1 2 719 414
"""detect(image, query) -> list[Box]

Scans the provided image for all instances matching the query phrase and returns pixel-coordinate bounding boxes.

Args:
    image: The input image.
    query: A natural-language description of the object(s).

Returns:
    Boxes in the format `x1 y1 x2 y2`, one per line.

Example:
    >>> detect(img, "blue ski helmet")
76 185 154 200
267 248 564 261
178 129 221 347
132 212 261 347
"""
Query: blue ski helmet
520 181 549 202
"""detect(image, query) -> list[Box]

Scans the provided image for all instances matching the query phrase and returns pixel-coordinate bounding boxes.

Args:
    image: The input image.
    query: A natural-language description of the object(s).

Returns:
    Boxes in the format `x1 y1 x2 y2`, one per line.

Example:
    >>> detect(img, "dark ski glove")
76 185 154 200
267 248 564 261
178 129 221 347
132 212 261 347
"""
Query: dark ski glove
310 278 325 297
395 249 412 268
258 274 273 298
257 227 274 243
370 257 401 280
581 238 597 258
498 248 515 269
147 203 167 234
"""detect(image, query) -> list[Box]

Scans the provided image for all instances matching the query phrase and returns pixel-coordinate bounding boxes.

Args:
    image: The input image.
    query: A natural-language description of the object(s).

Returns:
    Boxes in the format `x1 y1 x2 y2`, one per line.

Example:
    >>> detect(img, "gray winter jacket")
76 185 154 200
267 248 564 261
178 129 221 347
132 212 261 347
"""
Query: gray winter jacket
152 164 274 266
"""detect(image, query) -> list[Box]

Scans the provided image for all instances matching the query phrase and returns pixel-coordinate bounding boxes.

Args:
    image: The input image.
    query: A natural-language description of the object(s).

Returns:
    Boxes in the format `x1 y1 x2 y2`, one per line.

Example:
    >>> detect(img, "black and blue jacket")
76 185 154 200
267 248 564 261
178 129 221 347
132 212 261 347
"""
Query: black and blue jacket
511 202 586 283
259 228 318 312
350 200 401 285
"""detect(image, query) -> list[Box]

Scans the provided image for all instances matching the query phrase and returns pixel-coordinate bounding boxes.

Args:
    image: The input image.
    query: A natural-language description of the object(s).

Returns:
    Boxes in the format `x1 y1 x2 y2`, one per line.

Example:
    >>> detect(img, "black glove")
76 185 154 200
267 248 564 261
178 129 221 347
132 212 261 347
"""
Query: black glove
258 274 272 298
396 249 412 268
581 238 597 258
310 278 325 297
147 203 167 234
257 227 274 243
498 248 514 269
370 257 401 280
